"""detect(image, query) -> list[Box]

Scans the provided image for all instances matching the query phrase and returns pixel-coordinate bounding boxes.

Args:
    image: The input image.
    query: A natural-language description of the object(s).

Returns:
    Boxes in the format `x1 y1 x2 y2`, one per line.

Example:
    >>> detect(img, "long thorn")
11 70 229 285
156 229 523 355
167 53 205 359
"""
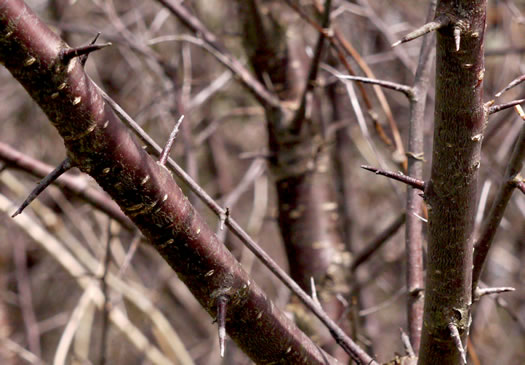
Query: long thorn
474 286 515 300
392 16 448 47
61 42 112 64
80 32 101 66
216 295 229 358
361 165 425 190
12 157 72 217
158 115 184 166
488 99 525 115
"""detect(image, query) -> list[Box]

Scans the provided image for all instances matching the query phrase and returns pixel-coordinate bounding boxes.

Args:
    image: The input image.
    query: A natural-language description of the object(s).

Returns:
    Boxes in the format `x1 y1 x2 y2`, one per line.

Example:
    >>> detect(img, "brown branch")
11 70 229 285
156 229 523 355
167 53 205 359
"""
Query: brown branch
419 1 486 363
488 99 525 115
472 109 525 292
290 0 332 132
0 1 340 363
404 1 436 351
360 165 425 190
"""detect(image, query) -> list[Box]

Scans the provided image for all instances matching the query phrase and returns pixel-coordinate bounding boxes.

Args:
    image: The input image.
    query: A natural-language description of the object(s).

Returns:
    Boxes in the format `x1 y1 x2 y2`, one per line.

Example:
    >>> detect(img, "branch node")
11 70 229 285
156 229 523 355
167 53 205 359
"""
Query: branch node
158 115 184 166
12 157 72 217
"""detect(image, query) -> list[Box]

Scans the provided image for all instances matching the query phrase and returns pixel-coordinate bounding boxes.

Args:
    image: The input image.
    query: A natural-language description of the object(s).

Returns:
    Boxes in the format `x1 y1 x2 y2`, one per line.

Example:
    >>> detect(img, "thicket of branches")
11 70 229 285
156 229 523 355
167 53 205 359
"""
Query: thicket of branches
0 0 524 364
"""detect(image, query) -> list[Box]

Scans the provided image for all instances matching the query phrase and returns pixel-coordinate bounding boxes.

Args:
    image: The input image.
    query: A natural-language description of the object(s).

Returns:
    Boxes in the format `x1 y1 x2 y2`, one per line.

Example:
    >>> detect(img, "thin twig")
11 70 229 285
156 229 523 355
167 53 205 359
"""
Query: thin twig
12 157 72 217
351 213 406 271
495 73 525 98
290 0 332 132
473 106 525 291
98 220 112 365
361 165 425 190
488 99 525 115
158 115 184 166
336 75 414 98
400 328 415 357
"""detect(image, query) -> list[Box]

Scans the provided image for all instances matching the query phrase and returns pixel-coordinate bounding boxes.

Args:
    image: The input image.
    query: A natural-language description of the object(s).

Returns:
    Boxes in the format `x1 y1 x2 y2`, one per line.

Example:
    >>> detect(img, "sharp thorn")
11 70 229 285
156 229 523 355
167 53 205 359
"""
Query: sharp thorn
61 42 112 65
12 157 72 217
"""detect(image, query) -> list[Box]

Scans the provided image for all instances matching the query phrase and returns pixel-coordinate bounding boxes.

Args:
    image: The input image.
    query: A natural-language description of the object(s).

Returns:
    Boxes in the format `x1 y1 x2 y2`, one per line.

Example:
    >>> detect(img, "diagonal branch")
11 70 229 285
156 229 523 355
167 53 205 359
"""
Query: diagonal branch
0 2 376 363
0 1 335 363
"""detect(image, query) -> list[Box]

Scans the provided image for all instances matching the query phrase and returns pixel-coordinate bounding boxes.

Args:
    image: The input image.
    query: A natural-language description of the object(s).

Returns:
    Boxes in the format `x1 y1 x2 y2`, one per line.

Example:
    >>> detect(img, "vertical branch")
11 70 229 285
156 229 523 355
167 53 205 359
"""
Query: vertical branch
405 1 436 353
418 1 487 364
472 109 525 291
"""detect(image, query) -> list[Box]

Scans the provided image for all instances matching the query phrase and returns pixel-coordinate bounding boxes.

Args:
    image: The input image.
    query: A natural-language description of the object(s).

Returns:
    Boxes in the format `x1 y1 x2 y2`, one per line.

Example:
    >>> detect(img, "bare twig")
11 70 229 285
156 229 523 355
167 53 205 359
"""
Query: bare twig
158 115 184 166
336 75 414 98
488 99 525 115
473 106 525 291
351 213 406 271
400 328 415 357
290 0 332 132
495 73 525 98
98 220 112 365
361 165 425 190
